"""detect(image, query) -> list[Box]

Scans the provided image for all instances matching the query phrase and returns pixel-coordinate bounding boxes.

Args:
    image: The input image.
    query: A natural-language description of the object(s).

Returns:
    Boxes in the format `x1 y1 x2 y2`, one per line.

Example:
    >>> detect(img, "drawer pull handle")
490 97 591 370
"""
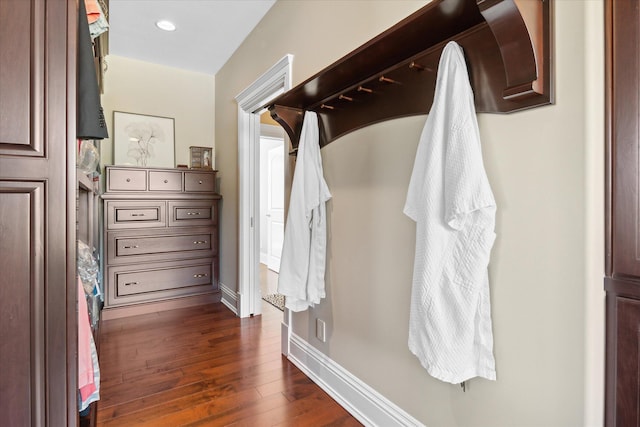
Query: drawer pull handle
193 273 208 278
126 178 131 182
124 281 139 286
164 179 168 183
123 245 139 249
193 240 207 245
199 180 203 184
131 213 145 217
186 212 201 216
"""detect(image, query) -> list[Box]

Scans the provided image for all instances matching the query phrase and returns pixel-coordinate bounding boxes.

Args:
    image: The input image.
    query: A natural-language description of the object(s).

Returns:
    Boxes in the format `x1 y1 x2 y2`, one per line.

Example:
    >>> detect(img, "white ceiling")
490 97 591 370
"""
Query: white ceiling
108 0 277 75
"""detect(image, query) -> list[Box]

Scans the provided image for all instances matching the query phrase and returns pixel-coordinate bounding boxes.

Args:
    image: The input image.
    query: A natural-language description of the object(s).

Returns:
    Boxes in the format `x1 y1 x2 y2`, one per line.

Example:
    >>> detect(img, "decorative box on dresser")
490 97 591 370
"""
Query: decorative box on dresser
102 166 221 319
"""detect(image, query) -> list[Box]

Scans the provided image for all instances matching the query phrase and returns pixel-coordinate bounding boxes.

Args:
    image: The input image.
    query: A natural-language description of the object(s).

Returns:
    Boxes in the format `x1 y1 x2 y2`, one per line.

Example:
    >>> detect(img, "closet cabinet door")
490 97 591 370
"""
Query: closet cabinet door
606 293 640 426
607 0 640 425
0 183 45 426
610 0 640 279
0 0 76 425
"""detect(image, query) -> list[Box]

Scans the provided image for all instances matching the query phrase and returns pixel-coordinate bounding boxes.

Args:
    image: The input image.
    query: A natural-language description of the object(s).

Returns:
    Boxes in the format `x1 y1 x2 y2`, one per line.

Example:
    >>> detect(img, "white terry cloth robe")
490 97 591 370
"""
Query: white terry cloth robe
403 41 497 384
277 111 332 312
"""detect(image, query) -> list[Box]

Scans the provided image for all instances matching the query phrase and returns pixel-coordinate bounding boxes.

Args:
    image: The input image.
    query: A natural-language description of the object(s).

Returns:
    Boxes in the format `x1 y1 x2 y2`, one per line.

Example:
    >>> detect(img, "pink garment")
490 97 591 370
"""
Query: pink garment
78 277 96 400
84 0 101 24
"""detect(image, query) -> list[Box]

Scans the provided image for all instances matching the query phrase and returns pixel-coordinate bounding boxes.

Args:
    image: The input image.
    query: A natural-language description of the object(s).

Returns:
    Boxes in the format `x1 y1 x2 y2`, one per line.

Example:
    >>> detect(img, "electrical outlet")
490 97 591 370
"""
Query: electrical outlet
316 318 326 342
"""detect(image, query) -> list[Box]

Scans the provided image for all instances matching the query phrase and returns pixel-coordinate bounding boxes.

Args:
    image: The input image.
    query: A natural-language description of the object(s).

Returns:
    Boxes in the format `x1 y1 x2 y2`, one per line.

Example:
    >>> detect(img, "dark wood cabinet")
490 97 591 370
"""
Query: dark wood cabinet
0 0 77 425
605 287 640 426
608 0 640 279
606 0 640 425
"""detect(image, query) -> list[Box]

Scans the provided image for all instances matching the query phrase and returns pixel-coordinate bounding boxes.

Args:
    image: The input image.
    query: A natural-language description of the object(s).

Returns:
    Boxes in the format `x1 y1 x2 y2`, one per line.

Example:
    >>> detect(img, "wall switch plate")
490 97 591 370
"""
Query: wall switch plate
316 318 326 342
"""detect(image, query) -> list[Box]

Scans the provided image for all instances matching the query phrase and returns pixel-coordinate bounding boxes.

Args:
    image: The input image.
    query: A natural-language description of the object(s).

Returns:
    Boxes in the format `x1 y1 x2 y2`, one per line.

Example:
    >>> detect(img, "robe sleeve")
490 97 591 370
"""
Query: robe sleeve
444 122 495 231
441 51 495 231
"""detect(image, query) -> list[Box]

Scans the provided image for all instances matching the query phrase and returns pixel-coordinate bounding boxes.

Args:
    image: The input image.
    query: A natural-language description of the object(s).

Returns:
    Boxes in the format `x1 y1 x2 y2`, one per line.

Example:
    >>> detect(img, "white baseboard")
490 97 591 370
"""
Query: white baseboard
260 252 268 265
288 333 425 427
219 282 238 315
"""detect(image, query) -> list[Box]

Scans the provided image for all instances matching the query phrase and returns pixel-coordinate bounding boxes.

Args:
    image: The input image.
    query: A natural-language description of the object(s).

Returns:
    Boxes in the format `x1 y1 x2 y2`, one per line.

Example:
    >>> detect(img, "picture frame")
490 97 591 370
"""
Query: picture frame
113 111 175 168
190 146 214 169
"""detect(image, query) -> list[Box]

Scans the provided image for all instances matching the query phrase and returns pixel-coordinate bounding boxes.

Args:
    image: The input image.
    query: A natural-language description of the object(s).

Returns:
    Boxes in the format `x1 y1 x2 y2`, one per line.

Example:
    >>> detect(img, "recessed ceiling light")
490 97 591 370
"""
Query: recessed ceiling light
156 20 176 32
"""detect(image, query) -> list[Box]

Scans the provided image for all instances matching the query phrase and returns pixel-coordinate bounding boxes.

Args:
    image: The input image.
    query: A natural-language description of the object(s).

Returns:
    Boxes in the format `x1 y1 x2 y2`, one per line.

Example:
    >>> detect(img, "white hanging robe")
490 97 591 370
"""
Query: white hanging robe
278 111 332 312
403 41 497 384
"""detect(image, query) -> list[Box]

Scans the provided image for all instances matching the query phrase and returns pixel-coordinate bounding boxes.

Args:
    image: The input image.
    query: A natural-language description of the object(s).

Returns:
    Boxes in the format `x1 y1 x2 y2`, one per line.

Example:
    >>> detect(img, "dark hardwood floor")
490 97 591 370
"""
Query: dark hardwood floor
96 299 362 426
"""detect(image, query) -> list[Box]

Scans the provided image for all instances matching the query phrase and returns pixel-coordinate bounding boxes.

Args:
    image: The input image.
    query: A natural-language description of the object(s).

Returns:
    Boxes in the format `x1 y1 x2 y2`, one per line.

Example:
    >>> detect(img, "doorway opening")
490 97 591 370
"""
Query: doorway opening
235 55 292 325
259 120 285 310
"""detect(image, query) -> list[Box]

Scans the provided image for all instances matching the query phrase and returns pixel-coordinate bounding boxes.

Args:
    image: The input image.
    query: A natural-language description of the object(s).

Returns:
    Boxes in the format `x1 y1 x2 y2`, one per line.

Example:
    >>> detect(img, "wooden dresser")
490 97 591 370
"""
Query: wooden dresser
102 166 221 318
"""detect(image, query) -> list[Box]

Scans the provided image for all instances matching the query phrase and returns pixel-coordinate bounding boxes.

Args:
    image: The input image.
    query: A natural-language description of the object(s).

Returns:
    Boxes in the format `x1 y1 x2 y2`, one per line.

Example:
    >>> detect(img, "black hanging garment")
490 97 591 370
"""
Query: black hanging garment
77 0 108 140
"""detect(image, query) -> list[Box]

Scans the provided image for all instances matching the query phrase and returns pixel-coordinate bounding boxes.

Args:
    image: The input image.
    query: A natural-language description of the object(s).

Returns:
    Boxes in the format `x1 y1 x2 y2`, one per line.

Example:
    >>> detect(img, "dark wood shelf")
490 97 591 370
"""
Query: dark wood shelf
267 0 552 149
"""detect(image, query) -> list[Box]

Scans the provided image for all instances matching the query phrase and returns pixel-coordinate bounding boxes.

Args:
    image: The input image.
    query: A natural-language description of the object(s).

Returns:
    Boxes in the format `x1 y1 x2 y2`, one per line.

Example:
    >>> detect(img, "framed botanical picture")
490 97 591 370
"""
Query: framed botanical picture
113 111 175 168
190 146 214 169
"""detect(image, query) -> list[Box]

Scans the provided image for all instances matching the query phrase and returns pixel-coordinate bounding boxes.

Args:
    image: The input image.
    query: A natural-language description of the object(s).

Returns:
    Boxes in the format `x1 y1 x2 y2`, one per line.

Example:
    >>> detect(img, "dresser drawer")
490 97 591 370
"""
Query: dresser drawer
106 200 166 229
184 172 215 192
175 207 210 220
107 168 147 191
149 171 182 192
106 228 217 264
106 259 215 306
168 200 217 227
116 208 158 222
117 263 211 296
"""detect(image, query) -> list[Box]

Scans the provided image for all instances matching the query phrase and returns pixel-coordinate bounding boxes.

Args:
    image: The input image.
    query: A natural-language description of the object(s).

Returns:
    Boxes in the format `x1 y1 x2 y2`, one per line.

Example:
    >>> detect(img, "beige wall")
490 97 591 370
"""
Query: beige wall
215 0 428 314
216 1 604 426
100 55 215 169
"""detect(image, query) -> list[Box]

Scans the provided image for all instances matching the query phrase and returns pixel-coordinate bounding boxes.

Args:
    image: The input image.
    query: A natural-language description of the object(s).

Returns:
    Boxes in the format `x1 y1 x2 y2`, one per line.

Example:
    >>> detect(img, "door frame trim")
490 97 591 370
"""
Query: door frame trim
236 55 292 318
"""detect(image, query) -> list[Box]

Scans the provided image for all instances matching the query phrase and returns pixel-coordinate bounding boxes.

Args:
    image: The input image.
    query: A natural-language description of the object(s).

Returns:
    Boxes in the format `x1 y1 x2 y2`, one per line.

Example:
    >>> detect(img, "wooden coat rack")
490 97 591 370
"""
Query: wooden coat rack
265 0 553 151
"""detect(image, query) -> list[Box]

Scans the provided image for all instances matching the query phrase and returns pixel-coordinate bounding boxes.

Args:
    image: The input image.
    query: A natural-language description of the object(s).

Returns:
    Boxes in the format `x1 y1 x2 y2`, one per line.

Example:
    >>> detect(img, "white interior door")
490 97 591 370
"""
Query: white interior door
266 140 284 273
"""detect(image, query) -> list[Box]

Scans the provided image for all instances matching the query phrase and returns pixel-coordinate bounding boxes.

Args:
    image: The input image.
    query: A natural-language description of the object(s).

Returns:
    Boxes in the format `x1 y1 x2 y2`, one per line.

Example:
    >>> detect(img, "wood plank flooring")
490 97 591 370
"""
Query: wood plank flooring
96 300 362 426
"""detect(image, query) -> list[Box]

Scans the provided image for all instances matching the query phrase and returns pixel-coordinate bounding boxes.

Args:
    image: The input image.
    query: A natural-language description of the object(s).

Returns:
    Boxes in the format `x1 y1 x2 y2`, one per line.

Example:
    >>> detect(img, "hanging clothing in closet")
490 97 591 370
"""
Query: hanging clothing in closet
78 277 100 411
404 41 497 384
77 0 104 414
278 111 332 312
85 0 109 39
77 0 108 140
